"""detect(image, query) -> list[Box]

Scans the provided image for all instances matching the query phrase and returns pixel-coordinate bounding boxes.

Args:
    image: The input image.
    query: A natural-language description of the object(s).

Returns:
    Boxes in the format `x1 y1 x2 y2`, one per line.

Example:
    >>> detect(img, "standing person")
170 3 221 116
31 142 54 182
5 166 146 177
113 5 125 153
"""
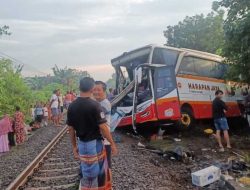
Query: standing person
34 102 44 128
67 77 117 190
71 90 77 101
14 106 26 145
8 117 15 146
47 100 51 123
30 105 35 121
0 115 13 153
58 90 64 122
107 88 114 101
245 93 250 126
50 90 59 126
43 103 49 126
94 81 112 168
65 91 72 109
212 90 231 152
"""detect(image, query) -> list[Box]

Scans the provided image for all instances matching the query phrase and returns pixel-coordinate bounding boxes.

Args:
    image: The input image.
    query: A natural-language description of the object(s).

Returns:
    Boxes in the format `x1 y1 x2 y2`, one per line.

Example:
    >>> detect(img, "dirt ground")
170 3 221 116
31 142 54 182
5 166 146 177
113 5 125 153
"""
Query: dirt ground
113 122 250 190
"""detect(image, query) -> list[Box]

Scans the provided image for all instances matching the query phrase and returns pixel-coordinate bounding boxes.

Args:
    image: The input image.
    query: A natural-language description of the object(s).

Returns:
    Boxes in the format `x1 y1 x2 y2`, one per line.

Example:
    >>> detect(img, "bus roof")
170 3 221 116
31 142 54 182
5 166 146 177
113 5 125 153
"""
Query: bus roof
111 44 223 67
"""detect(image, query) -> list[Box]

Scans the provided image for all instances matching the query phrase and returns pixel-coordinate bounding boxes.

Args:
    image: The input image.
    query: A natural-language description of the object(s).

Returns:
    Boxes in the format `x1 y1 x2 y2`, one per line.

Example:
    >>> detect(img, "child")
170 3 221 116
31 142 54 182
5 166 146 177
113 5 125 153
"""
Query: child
43 103 49 126
34 102 44 128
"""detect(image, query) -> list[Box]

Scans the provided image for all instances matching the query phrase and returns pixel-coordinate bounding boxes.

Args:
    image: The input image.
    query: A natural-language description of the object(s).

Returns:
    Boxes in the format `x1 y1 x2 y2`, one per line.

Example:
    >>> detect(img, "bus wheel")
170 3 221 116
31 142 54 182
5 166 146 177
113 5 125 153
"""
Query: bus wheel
180 108 194 129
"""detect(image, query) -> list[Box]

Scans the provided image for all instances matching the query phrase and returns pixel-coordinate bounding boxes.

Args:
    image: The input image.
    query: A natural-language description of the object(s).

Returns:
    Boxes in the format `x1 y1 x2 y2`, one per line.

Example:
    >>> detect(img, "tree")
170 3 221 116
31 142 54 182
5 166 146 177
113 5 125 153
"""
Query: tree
26 65 90 91
0 59 33 118
24 65 91 102
52 65 90 90
0 25 11 36
33 83 66 103
215 0 250 82
163 11 224 54
106 73 116 89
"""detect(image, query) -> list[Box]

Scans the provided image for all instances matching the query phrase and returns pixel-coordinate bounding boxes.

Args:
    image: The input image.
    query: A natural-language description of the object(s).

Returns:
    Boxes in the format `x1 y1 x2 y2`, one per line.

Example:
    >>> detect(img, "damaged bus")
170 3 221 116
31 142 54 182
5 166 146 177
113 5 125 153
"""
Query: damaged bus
111 44 248 132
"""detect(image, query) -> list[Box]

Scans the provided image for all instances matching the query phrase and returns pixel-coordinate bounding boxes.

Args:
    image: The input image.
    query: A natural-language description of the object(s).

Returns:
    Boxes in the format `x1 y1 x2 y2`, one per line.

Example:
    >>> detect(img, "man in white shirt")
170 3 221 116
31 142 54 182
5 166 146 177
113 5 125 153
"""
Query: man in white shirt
58 91 64 122
50 89 59 126
93 81 112 168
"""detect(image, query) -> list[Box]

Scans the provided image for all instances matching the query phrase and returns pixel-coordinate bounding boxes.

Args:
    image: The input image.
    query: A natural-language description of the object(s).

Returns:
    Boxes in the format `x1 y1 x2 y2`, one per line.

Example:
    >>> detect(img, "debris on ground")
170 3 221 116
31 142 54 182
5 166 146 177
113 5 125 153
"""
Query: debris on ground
204 128 214 135
238 177 250 187
173 138 181 142
116 129 250 189
143 129 250 190
191 165 221 187
113 133 122 143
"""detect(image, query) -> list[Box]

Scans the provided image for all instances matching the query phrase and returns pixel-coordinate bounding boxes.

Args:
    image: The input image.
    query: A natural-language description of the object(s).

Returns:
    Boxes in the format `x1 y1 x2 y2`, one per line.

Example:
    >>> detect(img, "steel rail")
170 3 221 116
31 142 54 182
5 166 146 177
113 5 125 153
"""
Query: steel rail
6 126 68 190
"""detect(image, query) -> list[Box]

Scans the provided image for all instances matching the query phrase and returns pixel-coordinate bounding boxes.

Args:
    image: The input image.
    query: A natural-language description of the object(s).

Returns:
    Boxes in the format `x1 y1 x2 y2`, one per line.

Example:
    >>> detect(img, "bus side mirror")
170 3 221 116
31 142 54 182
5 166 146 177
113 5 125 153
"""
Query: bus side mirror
135 67 142 84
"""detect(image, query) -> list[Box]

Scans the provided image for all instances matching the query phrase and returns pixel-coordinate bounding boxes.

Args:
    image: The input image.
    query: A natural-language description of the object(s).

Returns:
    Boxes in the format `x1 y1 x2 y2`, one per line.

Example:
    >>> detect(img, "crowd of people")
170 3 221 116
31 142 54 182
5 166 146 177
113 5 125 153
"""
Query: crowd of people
0 89 80 153
0 106 31 153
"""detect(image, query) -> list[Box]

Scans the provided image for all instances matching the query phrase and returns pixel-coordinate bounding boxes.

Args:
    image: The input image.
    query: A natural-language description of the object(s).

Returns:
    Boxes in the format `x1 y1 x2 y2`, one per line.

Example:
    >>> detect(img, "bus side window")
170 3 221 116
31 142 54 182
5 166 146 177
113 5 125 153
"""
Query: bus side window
193 58 213 77
211 62 228 79
178 57 197 75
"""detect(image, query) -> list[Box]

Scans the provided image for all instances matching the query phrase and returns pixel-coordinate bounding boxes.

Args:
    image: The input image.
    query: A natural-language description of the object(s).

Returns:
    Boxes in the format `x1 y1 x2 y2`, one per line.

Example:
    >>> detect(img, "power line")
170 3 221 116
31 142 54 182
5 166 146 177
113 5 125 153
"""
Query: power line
0 51 48 75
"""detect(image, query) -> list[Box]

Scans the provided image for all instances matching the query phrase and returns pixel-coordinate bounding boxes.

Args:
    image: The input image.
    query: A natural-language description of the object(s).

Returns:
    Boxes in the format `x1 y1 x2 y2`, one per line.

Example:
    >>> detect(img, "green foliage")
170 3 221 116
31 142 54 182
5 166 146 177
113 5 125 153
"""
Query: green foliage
0 25 11 36
33 83 67 103
26 65 90 91
163 11 224 54
0 59 32 118
106 73 116 89
25 65 91 102
0 60 90 117
215 0 250 83
52 65 90 90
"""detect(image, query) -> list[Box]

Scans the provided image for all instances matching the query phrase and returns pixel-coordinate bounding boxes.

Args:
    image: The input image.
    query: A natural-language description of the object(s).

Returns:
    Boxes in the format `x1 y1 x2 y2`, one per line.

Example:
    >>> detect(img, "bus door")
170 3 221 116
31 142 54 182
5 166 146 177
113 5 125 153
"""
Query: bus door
153 66 181 121
132 65 158 132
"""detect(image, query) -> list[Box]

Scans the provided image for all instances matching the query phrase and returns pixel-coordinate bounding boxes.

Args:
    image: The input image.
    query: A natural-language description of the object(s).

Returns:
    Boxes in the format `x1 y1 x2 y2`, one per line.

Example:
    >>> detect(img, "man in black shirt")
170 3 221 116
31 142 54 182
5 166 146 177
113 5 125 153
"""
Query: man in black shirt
67 77 117 189
212 90 231 152
245 92 250 126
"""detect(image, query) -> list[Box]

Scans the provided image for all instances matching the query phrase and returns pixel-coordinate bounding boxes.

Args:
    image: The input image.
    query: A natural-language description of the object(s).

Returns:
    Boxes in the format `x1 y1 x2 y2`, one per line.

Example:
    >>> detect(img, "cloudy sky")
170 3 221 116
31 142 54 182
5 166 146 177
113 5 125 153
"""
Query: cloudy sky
0 0 214 81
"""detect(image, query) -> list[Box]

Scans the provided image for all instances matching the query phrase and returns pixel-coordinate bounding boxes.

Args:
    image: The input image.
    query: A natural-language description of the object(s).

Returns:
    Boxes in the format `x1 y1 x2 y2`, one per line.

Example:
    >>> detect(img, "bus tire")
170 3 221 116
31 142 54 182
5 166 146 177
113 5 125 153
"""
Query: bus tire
179 107 195 129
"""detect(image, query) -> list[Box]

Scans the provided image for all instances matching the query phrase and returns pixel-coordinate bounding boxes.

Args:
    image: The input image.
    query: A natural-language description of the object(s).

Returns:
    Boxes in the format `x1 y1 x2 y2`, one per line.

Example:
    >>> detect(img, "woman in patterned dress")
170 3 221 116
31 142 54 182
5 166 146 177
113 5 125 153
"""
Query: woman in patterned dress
14 106 26 144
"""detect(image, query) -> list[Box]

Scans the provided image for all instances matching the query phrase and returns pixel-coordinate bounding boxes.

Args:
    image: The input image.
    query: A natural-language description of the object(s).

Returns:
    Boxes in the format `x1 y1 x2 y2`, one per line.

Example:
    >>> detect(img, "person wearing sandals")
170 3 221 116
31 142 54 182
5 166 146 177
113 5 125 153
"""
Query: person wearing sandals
212 90 231 152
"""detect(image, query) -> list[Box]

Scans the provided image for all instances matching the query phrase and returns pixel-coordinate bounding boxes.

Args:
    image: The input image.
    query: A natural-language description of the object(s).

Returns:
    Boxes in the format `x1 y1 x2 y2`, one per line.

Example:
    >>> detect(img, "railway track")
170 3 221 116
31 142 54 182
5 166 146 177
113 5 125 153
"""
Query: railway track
6 126 80 190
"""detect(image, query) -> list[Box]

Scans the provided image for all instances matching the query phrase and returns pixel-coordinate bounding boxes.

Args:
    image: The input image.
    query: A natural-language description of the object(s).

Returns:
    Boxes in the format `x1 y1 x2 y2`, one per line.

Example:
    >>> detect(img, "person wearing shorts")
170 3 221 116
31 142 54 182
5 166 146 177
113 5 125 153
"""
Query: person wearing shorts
34 102 44 128
50 90 60 126
212 90 231 152
51 107 58 117
58 91 64 122
245 93 250 126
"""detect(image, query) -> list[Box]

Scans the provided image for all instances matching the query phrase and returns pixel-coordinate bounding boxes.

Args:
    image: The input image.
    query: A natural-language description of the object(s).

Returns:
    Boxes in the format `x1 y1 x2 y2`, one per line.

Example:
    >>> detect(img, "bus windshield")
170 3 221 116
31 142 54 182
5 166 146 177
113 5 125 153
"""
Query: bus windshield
114 48 151 92
152 47 179 66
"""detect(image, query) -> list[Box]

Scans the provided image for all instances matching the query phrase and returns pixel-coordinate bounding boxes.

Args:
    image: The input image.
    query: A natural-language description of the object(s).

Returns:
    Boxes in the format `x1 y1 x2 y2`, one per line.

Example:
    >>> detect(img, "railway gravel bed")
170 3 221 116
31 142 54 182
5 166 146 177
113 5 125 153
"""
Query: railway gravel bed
112 128 250 190
112 134 191 190
0 126 63 189
24 134 79 190
3 126 248 189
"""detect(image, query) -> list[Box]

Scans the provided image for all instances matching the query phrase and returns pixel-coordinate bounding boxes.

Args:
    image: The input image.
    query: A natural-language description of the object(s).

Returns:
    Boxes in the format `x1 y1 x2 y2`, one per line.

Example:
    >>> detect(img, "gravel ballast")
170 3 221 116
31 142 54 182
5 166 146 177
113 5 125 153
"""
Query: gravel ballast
112 134 191 190
0 126 63 189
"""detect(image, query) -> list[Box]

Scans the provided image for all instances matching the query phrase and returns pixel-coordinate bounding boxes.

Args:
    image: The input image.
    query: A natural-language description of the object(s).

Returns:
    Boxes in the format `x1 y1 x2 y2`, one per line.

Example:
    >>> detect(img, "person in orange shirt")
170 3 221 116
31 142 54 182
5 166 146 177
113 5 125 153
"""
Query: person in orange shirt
71 90 77 102
65 91 72 109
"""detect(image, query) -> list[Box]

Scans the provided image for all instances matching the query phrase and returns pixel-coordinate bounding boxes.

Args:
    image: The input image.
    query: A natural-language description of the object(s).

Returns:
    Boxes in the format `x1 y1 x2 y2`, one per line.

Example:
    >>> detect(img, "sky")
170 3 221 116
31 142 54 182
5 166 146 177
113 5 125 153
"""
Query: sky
0 0 214 81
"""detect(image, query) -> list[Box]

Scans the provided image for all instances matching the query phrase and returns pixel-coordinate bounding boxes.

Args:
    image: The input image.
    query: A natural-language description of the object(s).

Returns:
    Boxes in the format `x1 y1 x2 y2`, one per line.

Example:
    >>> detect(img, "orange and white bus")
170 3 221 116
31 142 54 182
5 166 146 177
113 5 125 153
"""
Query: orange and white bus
111 44 249 131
